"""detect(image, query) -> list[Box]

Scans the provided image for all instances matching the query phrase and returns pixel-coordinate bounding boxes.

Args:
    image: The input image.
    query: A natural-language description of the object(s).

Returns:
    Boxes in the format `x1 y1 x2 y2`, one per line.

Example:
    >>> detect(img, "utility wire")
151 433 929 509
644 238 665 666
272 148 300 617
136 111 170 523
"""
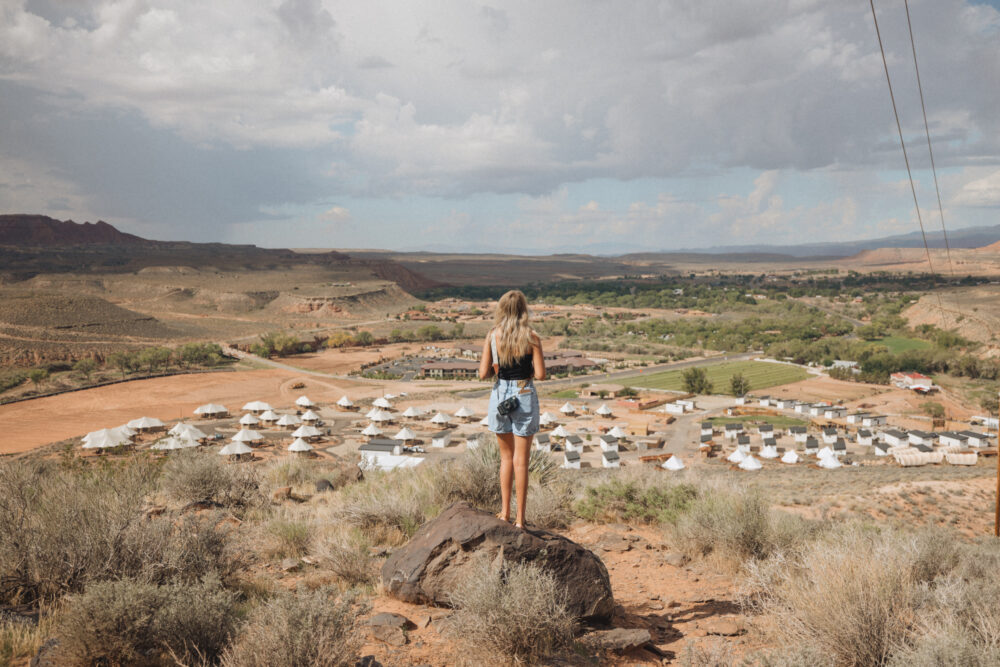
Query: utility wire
904 0 962 323
869 0 947 322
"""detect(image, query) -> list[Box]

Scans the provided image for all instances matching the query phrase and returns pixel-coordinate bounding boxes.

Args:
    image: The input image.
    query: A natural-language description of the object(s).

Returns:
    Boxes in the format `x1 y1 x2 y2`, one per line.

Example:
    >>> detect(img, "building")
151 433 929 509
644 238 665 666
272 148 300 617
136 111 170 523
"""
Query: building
823 407 847 419
832 438 847 456
908 431 937 447
882 429 908 448
534 432 551 452
937 432 967 448
420 360 480 378
599 434 618 452
790 426 808 443
602 449 621 468
700 423 714 437
758 424 774 436
891 372 936 393
775 398 794 410
960 431 990 448
846 412 869 425
822 428 838 445
862 415 888 427
664 402 686 415
736 434 751 453
724 423 743 439
563 450 581 469
430 430 452 448
360 439 403 461
565 434 584 453
804 436 819 453
580 383 625 398
758 396 772 407
857 429 874 446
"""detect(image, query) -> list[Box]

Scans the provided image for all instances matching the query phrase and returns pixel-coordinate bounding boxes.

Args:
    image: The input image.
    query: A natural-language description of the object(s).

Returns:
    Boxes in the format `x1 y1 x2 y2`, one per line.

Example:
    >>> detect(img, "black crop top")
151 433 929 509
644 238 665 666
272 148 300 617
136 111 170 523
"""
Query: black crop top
497 350 534 381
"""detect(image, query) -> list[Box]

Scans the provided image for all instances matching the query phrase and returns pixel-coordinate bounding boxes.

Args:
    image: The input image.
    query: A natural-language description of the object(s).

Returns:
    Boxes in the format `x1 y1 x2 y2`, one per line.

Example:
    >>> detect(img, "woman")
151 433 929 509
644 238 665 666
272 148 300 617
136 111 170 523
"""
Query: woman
479 290 546 529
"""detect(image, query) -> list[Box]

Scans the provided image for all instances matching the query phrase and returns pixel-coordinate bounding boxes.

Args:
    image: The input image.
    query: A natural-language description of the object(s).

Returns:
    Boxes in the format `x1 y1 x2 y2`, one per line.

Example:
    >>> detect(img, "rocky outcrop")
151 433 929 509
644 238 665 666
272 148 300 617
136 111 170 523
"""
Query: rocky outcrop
381 502 615 622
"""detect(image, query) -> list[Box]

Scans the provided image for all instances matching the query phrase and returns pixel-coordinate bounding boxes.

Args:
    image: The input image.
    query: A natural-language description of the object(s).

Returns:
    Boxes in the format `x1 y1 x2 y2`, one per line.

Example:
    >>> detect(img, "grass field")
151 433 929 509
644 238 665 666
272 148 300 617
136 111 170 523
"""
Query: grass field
705 415 811 427
872 336 931 354
625 361 810 395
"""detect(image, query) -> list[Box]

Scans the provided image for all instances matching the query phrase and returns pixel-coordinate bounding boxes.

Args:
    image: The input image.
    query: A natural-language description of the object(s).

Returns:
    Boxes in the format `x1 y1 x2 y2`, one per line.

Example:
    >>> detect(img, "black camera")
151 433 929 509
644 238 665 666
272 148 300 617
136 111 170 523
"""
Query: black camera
496 396 520 416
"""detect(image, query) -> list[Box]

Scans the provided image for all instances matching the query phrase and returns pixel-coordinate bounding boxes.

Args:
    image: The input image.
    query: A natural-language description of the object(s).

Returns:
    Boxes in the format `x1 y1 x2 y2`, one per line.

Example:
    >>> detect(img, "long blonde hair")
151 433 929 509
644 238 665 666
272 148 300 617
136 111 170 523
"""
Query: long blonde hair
493 290 534 366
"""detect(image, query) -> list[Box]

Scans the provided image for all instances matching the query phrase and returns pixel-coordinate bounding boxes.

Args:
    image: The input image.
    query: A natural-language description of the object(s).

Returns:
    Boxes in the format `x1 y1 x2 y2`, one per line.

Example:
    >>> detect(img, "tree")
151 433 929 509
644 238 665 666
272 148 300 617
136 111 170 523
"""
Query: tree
921 401 945 419
73 358 98 381
682 367 713 395
451 322 465 338
353 331 374 346
108 352 134 379
326 331 354 348
27 368 48 390
729 372 750 397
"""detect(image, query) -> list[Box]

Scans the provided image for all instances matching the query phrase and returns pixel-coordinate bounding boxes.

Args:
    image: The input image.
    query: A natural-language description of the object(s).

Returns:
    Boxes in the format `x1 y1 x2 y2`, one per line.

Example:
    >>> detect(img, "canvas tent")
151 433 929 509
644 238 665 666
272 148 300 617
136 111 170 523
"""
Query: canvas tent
194 403 228 417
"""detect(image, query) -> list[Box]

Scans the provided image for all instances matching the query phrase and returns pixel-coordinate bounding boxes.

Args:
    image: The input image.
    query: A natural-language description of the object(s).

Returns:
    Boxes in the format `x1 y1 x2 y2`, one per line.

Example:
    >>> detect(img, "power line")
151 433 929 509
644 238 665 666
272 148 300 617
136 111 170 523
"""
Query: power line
868 0 947 322
904 0 962 321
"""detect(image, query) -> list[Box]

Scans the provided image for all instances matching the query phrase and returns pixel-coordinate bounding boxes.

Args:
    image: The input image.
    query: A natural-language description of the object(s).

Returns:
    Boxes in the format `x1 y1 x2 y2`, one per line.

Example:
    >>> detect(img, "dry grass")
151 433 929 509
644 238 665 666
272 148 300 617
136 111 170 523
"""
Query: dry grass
57 575 239 666
445 556 576 666
311 528 378 588
263 513 313 559
221 589 366 667
159 450 264 511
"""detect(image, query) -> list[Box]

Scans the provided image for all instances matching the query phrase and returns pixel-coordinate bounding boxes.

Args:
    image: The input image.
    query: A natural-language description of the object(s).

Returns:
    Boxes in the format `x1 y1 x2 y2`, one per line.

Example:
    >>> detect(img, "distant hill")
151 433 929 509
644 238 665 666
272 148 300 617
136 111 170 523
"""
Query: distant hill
0 214 149 246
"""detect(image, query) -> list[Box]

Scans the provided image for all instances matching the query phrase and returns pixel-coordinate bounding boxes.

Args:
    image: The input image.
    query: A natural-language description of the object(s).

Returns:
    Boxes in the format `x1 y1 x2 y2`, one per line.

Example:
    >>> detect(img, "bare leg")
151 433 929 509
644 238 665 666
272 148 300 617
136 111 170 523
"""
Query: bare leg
496 432 515 522
513 434 531 527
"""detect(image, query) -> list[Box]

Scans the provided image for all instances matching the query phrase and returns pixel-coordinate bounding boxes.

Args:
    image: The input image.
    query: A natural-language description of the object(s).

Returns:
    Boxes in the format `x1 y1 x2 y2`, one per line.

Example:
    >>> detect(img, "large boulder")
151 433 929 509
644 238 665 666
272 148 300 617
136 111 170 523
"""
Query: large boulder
381 502 614 621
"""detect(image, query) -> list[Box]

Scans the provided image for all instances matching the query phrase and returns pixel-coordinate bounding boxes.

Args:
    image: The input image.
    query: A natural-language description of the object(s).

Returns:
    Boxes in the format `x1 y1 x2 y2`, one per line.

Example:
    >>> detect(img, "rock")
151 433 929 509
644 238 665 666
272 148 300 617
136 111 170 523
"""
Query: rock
663 551 688 567
369 625 407 646
647 600 665 610
584 628 652 652
703 617 745 636
272 486 292 501
355 656 382 667
597 533 632 553
280 557 301 573
315 478 335 493
416 613 433 629
367 612 413 629
382 502 615 622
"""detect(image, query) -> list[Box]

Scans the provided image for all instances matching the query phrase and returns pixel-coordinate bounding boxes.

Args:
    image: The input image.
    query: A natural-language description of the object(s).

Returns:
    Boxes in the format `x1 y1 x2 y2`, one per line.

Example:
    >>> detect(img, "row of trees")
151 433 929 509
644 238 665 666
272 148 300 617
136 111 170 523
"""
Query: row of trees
680 368 750 396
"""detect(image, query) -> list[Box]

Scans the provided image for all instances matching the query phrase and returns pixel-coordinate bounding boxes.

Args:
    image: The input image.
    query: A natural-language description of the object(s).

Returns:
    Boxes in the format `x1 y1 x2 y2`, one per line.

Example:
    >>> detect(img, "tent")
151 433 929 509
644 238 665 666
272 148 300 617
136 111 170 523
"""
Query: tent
219 441 253 456
239 414 260 426
608 426 627 439
337 395 354 408
479 415 490 426
402 406 424 418
295 395 315 408
151 436 198 450
366 407 380 419
82 428 130 449
759 445 779 459
232 429 263 443
738 455 762 471
393 427 417 442
430 412 451 425
551 425 570 438
370 410 394 423
816 446 834 460
169 423 208 440
780 450 800 464
127 416 164 430
258 410 280 423
373 397 393 409
662 455 685 471
595 403 613 416
539 412 558 426
288 437 314 453
383 393 397 399
301 410 321 422
361 424 383 437
194 403 227 417
291 424 322 439
818 455 842 469
559 402 576 414
276 414 302 427
242 401 273 413
727 449 746 464
455 406 474 419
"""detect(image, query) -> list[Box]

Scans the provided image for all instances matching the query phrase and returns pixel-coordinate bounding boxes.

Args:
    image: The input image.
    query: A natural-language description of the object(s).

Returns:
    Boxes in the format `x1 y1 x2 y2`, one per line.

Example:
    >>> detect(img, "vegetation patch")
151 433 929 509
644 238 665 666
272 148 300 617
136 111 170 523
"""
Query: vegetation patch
626 361 809 394
873 335 933 354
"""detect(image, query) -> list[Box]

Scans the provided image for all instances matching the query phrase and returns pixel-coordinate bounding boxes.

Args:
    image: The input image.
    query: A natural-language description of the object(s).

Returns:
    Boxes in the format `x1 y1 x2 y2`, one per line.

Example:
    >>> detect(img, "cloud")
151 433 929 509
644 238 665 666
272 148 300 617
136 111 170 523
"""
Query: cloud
322 205 351 222
952 169 1000 207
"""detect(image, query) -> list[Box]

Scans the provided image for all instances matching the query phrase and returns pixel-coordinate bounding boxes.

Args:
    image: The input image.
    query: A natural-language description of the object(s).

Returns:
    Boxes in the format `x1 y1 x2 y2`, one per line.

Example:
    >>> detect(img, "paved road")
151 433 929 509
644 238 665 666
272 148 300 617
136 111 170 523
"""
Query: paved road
456 351 758 399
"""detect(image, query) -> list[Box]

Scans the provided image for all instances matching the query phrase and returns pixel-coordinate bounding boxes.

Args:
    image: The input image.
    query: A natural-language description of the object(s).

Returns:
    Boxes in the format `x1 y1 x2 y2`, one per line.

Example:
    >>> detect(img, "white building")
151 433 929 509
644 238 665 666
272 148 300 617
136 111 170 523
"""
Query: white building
790 426 808 443
599 434 618 452
563 450 581 469
602 449 621 468
431 430 452 448
857 429 874 446
908 431 937 448
882 429 908 448
862 415 888 427
534 433 552 452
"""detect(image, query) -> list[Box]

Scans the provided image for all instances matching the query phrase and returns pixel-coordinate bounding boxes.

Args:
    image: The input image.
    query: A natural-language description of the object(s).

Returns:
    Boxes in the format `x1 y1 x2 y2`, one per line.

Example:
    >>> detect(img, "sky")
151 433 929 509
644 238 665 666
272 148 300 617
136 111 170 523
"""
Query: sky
1 0 999 254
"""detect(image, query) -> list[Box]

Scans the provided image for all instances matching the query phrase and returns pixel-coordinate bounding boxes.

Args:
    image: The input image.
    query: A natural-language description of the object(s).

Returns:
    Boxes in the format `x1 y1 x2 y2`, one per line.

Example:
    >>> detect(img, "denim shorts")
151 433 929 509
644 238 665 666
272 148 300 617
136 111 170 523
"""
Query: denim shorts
488 378 539 437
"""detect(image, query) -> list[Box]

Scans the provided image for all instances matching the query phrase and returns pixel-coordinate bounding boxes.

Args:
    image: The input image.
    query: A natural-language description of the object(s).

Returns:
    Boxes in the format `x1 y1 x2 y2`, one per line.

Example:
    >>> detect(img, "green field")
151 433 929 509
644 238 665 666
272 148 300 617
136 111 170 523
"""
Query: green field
625 360 810 395
872 336 931 354
705 415 810 427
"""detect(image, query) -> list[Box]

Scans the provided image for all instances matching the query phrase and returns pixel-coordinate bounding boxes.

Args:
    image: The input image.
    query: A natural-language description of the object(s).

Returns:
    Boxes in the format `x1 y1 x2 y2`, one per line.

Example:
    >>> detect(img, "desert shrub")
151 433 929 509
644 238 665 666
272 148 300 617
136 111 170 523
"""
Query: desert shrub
0 459 238 606
221 589 365 667
312 529 377 587
264 514 312 559
0 615 51 666
525 480 575 529
574 477 698 524
670 486 810 565
58 575 238 666
160 450 263 510
330 468 436 540
265 458 319 489
446 557 575 665
743 524 921 667
889 630 1000 667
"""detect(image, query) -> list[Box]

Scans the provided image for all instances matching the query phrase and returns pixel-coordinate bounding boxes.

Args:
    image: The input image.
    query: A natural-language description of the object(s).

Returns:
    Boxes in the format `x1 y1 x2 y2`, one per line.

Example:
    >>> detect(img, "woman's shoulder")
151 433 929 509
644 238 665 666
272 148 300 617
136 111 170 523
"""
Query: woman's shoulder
529 330 542 346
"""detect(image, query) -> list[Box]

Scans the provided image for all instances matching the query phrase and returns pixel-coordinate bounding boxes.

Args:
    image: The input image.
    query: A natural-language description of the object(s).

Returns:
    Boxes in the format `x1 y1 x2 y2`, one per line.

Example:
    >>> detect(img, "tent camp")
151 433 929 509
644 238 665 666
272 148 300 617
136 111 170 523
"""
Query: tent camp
301 410 321 422
219 441 253 457
291 425 322 440
232 429 263 443
295 395 315 408
127 416 164 431
288 438 314 453
337 395 354 408
258 410 280 423
393 427 417 442
373 397 393 409
242 401 273 413
169 423 208 440
455 406 474 420
595 403 613 416
662 455 685 471
194 403 228 417
361 423 383 437
559 402 576 415
430 412 451 425
239 414 260 426
276 414 302 428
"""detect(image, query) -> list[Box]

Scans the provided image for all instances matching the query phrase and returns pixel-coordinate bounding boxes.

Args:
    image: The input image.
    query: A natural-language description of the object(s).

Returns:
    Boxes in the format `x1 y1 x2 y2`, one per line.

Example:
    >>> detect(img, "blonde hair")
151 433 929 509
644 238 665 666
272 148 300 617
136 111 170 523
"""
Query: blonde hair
492 290 534 366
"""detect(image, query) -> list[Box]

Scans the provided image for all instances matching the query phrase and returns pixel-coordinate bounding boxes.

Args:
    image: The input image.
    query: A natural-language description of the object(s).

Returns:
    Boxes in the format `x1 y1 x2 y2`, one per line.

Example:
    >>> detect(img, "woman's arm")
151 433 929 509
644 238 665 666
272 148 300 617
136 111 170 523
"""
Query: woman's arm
531 333 546 381
479 332 494 380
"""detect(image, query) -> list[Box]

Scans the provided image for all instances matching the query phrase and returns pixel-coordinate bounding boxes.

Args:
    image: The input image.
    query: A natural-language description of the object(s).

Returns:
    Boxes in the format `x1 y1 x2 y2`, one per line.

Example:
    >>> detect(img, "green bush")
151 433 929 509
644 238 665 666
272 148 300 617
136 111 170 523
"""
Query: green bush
222 589 365 667
574 478 698 524
58 575 238 666
446 557 575 665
